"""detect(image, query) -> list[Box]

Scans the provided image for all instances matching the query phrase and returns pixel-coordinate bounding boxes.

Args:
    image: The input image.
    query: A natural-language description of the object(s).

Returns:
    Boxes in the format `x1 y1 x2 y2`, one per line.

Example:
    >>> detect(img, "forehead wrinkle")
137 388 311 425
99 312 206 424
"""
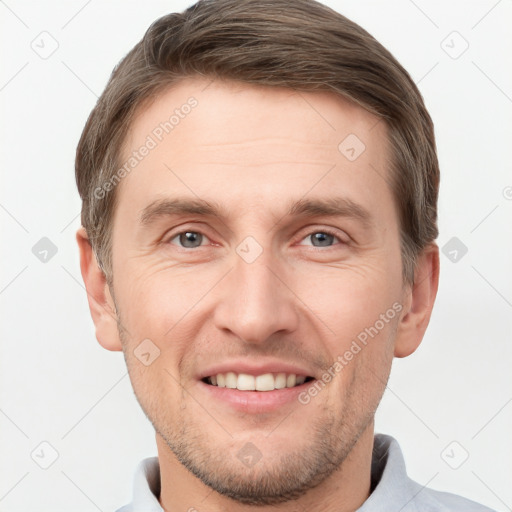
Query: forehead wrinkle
193 137 334 149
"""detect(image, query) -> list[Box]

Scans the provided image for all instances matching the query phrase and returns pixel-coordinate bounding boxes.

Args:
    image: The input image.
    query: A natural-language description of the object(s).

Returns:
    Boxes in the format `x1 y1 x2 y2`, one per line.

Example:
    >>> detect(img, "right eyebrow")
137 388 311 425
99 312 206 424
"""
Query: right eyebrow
139 197 228 226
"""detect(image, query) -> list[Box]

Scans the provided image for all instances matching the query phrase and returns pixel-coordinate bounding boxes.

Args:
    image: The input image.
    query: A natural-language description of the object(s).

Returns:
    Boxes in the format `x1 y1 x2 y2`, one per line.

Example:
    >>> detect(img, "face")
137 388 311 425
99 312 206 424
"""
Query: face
85 78 427 505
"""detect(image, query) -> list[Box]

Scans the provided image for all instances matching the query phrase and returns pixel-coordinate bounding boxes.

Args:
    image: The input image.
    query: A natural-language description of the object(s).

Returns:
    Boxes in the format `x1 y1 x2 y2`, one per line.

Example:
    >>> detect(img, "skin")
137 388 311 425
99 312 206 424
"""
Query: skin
77 77 439 512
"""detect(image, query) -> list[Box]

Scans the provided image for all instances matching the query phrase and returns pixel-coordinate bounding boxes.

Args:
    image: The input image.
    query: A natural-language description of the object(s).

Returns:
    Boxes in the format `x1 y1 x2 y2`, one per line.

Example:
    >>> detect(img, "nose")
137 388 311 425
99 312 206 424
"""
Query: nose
212 246 299 345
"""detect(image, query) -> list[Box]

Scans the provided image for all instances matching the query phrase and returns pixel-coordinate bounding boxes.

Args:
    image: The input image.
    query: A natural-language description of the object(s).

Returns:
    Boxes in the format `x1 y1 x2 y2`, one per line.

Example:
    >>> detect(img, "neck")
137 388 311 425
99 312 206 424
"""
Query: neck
156 423 374 512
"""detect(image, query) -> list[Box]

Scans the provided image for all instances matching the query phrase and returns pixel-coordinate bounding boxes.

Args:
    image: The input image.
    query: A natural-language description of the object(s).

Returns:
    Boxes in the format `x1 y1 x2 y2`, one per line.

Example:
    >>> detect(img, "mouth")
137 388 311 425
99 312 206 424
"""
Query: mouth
197 361 319 413
201 372 315 391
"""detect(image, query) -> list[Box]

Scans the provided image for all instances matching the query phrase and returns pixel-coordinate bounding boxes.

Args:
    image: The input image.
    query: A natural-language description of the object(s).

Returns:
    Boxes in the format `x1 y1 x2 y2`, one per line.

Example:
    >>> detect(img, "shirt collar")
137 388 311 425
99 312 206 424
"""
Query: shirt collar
357 433 423 511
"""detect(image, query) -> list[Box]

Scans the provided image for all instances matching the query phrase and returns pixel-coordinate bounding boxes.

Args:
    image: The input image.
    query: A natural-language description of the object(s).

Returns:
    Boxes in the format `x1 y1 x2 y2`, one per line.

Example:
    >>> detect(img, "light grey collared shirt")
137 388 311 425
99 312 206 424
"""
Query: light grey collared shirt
116 433 496 512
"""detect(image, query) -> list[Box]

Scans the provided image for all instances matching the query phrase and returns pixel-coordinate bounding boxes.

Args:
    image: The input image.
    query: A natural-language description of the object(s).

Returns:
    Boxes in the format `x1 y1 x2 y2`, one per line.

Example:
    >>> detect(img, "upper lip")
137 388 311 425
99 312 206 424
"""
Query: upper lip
198 359 318 380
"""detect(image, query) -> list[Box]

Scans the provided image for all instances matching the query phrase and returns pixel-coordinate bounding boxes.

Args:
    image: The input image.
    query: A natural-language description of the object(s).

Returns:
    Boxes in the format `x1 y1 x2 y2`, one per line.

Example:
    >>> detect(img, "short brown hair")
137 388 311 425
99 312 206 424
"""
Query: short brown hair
75 0 439 285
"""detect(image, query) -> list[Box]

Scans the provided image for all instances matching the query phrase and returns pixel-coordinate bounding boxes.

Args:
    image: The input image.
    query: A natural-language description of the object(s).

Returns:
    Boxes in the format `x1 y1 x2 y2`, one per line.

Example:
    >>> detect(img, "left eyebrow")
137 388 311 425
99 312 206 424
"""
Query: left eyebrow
285 196 375 230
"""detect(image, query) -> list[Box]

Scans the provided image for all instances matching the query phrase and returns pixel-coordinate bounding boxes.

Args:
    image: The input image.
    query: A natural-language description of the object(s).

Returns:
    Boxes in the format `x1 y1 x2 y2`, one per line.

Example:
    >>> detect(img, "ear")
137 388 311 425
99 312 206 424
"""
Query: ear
394 243 440 358
76 227 122 351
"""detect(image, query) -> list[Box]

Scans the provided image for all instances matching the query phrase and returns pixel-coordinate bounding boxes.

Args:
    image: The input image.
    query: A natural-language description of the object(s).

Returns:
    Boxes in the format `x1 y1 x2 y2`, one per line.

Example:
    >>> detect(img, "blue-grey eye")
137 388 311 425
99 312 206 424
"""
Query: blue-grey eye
171 231 204 248
309 232 336 247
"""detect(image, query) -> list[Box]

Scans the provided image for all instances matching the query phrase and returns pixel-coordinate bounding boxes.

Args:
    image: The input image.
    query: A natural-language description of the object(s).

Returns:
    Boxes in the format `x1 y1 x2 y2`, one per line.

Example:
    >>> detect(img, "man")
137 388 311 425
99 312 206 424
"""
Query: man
75 0 495 510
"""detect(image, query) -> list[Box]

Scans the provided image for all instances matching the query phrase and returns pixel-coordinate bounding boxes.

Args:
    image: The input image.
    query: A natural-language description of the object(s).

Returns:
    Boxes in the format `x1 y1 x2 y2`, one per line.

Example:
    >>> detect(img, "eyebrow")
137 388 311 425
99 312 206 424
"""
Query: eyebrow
139 195 374 229
140 197 227 225
288 197 373 229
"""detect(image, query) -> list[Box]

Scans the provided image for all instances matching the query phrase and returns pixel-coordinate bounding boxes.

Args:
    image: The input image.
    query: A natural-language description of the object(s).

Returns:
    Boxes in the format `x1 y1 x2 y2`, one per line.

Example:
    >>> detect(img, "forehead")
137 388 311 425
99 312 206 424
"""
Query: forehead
123 77 388 158
116 77 395 226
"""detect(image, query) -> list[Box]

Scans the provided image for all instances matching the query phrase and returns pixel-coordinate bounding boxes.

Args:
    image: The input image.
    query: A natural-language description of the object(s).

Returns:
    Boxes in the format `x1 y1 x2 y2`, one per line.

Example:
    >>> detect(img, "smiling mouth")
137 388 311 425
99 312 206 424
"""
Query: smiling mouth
201 372 315 391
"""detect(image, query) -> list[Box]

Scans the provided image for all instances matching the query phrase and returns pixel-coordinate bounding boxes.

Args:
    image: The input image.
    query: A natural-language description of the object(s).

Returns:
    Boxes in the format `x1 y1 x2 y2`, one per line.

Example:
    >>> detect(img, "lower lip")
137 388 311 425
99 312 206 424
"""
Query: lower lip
197 379 315 414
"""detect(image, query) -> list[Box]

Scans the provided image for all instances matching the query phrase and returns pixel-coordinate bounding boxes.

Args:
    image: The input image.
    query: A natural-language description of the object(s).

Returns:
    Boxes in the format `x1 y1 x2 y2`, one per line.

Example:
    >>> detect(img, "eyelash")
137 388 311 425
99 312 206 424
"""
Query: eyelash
165 227 348 249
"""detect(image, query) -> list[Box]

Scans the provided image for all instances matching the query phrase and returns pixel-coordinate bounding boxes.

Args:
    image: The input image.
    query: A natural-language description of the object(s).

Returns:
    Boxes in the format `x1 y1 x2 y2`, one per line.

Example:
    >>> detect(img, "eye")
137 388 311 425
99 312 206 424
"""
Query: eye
297 229 346 248
168 230 210 248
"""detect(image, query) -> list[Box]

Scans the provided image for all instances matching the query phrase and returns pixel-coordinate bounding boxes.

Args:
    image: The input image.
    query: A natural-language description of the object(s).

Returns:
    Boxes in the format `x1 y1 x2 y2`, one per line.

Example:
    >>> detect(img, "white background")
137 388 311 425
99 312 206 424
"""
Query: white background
0 1 511 511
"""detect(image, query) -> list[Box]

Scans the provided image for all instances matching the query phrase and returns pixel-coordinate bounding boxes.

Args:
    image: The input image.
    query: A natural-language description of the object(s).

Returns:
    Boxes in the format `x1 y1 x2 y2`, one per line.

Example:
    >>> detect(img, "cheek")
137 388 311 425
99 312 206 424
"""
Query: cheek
295 260 402 340
115 262 216 338
320 314 397 420
297 261 401 400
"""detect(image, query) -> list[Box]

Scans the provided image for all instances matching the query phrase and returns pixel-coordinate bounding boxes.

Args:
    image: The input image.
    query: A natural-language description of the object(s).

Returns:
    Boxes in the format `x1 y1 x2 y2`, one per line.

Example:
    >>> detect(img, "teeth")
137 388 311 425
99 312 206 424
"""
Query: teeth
255 373 273 391
275 373 287 389
238 373 255 390
295 375 306 385
207 372 310 391
225 371 237 389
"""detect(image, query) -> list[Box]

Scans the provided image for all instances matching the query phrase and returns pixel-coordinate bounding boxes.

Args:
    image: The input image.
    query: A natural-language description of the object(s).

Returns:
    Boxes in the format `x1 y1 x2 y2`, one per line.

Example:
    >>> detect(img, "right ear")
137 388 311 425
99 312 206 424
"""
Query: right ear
76 227 122 351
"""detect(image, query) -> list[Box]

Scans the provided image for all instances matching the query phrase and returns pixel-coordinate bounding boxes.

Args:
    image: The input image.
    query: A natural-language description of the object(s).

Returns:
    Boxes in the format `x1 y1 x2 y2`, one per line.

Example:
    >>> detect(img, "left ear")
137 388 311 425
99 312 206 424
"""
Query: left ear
394 243 440 358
